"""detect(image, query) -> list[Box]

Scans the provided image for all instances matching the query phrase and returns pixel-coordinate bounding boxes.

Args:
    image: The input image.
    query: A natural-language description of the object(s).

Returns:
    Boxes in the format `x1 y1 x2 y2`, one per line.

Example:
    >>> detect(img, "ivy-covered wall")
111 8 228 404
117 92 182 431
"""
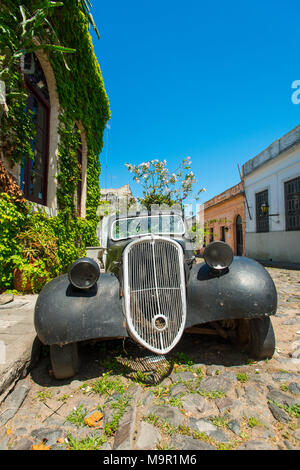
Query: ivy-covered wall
48 0 110 221
0 1 111 292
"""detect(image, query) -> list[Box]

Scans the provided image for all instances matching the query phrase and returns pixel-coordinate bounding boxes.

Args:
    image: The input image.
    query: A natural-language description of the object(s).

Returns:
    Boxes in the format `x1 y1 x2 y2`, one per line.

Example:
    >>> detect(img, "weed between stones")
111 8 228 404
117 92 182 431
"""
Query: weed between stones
64 370 132 450
104 396 131 437
66 405 88 427
151 375 226 410
198 390 226 399
211 416 230 429
144 413 239 450
236 373 250 383
36 390 52 402
66 396 131 450
66 433 106 450
90 372 127 396
268 400 300 418
246 417 265 428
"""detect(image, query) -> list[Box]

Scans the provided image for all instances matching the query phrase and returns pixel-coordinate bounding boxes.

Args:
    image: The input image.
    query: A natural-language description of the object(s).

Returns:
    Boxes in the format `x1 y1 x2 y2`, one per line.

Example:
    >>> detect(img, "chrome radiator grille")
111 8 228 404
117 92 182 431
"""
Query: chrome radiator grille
123 236 186 354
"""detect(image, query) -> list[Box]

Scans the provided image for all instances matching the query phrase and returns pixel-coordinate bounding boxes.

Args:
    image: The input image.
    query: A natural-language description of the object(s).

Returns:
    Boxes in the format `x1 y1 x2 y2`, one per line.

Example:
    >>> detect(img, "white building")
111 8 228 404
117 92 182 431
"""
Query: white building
242 125 300 264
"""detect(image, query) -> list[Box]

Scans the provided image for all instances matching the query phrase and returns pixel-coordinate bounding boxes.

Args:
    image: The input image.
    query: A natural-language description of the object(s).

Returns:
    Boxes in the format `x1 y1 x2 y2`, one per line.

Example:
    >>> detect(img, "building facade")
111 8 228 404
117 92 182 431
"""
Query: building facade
242 125 300 264
0 2 111 292
202 182 245 256
0 1 110 220
2 50 65 216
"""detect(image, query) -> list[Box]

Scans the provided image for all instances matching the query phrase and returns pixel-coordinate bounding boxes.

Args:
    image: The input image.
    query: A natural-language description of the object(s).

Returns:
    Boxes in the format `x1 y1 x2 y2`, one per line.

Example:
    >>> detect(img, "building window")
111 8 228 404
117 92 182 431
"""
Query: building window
220 226 225 242
256 190 269 233
20 54 50 205
210 227 214 242
285 176 300 231
236 215 243 256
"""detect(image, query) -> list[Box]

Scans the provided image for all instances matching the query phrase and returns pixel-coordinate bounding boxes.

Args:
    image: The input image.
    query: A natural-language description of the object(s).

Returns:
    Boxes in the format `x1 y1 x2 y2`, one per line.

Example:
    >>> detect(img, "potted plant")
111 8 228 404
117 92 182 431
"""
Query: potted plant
12 213 60 293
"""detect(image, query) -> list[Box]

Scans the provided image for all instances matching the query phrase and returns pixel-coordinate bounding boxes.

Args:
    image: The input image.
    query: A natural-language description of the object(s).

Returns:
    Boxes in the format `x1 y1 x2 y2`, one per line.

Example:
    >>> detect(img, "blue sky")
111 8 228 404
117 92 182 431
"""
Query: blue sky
91 0 300 205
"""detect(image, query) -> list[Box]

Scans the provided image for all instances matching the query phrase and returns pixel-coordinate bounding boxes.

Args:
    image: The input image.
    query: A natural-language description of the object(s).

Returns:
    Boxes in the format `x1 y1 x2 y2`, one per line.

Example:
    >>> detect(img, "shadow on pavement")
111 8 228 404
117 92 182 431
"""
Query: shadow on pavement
30 331 251 388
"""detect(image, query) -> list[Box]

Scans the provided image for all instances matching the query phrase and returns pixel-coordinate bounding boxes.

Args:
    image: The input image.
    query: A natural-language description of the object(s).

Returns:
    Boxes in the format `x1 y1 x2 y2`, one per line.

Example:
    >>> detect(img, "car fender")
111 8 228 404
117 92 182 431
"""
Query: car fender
185 256 277 328
34 272 128 345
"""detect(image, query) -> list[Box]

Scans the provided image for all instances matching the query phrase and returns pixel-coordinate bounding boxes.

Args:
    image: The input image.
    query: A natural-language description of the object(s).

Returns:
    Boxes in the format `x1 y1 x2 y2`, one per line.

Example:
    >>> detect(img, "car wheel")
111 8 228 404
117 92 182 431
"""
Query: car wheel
236 317 275 360
50 343 80 379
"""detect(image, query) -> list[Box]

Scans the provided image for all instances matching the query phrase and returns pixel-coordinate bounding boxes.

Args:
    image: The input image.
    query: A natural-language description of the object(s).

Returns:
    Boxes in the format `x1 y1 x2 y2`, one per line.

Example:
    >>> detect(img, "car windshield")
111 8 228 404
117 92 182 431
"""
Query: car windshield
111 215 185 240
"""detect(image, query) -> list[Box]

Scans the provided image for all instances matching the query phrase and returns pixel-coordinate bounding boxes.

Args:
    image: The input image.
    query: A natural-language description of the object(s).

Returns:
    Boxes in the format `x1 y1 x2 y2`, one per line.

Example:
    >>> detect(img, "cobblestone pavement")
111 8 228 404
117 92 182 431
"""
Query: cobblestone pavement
0 267 299 451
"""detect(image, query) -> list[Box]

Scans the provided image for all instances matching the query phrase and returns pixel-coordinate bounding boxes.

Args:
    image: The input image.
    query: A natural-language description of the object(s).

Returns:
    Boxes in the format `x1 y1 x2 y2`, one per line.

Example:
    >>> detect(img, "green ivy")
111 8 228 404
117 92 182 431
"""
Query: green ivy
48 0 110 226
0 65 36 165
0 194 28 288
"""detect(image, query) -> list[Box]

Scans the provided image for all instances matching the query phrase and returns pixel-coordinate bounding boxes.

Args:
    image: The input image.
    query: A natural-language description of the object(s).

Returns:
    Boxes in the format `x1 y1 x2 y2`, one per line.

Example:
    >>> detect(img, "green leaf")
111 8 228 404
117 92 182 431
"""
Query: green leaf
33 44 76 53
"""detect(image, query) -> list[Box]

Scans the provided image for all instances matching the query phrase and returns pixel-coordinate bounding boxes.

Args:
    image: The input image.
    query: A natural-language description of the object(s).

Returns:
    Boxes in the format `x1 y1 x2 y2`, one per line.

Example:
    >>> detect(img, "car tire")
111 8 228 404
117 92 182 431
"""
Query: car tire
237 316 276 360
50 343 79 379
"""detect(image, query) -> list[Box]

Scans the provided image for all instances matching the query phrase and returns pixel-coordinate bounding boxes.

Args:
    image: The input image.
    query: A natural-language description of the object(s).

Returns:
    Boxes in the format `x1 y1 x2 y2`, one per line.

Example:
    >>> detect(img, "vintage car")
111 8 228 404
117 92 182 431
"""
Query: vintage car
34 210 277 379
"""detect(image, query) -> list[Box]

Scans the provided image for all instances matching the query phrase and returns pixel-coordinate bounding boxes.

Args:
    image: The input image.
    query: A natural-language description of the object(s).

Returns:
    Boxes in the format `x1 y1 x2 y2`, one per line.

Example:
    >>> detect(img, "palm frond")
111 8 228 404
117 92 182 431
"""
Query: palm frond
33 44 76 54
78 0 100 39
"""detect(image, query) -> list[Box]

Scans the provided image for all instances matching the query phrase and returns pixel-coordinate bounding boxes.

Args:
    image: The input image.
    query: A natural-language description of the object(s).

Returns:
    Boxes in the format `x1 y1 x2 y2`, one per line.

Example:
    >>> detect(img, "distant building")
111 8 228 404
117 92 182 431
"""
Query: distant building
202 182 245 256
242 125 300 265
100 184 135 210
96 184 135 252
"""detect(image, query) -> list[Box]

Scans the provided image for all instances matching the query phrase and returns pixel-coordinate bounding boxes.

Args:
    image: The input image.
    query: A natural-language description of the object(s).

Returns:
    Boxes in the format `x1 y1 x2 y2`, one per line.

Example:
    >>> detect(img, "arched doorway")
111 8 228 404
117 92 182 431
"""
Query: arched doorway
236 215 243 256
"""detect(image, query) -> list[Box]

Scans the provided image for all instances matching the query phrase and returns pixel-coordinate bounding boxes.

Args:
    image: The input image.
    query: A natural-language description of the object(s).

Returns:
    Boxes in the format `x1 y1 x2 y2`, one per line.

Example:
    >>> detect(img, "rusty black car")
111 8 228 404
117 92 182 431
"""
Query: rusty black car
34 210 277 379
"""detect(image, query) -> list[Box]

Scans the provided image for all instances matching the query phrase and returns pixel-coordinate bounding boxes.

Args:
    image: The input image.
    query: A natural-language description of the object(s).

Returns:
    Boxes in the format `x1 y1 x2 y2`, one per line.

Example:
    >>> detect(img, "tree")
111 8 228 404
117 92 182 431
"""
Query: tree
125 157 204 210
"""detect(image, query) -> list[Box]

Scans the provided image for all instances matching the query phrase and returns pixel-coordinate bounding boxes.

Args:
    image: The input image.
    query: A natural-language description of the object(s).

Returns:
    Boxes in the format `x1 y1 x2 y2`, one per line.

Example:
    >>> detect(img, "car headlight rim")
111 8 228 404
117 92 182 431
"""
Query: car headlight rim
68 257 100 290
203 241 234 271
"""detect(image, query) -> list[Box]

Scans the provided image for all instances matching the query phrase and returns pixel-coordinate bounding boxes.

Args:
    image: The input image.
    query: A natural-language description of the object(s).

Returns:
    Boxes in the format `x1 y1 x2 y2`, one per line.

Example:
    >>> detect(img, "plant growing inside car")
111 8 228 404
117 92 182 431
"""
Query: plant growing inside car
125 158 205 209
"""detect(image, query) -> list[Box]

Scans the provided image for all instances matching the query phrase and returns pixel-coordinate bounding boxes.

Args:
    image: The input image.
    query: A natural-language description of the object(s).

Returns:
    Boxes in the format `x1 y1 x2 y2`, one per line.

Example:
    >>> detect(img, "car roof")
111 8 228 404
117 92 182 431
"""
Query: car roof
108 209 184 221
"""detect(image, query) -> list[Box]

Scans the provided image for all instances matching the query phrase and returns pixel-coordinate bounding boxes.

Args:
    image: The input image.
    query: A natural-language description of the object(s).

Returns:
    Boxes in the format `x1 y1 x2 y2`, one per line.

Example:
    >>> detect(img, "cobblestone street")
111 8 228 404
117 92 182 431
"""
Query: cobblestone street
0 266 299 451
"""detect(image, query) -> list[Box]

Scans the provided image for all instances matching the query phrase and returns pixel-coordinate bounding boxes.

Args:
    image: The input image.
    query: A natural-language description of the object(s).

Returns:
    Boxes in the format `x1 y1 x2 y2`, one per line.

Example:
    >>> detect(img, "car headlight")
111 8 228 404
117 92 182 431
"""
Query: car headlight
203 241 233 271
68 257 100 290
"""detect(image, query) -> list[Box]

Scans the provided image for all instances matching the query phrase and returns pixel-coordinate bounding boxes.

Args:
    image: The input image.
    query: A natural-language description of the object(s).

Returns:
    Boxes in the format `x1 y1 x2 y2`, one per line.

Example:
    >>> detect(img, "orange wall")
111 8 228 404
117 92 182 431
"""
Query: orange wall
203 193 245 255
